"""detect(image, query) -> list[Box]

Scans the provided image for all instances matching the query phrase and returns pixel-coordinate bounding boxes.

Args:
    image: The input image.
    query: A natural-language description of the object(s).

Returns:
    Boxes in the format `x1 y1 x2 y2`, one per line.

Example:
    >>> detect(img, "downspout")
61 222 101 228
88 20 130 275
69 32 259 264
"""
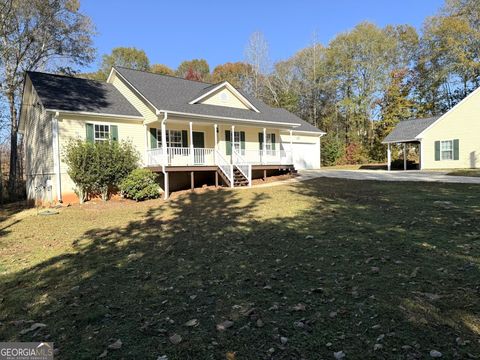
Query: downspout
52 111 62 203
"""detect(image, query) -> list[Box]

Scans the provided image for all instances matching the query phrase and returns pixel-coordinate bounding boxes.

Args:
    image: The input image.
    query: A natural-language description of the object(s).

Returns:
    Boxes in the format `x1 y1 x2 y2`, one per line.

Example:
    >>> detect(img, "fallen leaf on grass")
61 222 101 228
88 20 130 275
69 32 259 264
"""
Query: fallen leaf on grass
20 323 46 335
184 319 199 327
217 320 234 331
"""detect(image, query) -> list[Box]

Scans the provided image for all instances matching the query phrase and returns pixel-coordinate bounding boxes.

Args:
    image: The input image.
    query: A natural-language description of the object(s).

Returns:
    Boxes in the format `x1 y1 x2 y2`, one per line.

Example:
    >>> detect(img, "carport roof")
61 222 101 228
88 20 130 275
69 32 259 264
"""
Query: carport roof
382 116 440 143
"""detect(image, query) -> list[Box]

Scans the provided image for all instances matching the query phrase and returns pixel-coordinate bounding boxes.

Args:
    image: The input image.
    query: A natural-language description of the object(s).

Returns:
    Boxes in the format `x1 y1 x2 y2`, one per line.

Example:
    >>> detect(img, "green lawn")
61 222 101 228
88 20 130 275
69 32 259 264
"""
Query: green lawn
447 169 480 177
1 178 480 359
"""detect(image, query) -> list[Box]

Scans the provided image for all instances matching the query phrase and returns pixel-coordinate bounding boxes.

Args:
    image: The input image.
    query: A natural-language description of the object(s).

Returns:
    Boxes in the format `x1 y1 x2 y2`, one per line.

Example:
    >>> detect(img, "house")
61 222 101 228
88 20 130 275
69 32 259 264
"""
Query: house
19 67 325 202
383 87 480 170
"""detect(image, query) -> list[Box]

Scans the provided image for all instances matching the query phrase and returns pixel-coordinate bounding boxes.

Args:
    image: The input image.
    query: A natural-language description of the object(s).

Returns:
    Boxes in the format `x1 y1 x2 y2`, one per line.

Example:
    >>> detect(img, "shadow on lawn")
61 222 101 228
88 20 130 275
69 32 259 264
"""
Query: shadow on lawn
1 179 480 359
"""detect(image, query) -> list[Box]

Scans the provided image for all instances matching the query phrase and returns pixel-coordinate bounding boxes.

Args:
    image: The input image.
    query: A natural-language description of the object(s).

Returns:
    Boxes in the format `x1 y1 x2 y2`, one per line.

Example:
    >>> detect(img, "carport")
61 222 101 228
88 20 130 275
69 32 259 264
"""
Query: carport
382 117 439 171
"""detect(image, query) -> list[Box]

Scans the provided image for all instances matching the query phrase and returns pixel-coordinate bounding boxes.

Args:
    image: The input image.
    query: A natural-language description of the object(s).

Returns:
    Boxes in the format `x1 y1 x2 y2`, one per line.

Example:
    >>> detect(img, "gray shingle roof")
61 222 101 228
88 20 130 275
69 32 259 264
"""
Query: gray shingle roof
115 67 324 133
382 116 440 143
27 71 142 117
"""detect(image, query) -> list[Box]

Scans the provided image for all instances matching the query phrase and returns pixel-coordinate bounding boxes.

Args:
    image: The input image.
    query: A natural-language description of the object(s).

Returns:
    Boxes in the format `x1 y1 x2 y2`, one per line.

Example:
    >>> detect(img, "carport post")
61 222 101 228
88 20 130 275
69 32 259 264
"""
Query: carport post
403 143 407 171
387 143 391 171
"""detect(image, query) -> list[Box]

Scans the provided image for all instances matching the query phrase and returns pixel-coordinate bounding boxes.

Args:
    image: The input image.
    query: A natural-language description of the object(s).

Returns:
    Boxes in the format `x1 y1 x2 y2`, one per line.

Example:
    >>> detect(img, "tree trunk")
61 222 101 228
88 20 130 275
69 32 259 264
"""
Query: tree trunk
7 91 18 199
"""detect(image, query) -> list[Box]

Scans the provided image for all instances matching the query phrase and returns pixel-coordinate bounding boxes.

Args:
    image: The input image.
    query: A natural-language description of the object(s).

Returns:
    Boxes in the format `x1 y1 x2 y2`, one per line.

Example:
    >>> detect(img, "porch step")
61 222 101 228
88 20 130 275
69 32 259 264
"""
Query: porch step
233 167 249 187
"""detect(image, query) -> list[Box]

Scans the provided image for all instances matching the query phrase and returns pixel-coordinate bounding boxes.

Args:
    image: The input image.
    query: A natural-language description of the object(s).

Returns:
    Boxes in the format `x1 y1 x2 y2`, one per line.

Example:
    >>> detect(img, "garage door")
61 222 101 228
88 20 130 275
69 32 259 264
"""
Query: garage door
283 142 320 169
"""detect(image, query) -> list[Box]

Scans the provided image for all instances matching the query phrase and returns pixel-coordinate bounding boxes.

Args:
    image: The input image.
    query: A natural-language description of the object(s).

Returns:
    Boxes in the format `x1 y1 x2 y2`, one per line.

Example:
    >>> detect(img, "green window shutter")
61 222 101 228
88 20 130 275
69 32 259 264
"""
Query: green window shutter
86 123 94 143
434 141 440 161
110 125 119 141
225 130 232 155
149 128 158 149
453 139 459 160
181 130 188 147
240 131 245 151
258 132 263 150
271 133 276 150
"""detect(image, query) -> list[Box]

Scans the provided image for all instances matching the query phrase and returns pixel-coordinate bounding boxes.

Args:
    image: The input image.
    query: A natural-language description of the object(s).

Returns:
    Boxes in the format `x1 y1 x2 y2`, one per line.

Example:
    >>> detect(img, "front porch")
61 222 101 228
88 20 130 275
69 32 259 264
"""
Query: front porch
142 118 296 197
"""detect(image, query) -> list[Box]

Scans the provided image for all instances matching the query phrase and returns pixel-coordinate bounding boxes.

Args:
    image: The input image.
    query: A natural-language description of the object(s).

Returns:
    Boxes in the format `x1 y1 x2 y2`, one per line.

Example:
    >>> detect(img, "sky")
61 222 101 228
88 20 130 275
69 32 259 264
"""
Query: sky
80 0 445 73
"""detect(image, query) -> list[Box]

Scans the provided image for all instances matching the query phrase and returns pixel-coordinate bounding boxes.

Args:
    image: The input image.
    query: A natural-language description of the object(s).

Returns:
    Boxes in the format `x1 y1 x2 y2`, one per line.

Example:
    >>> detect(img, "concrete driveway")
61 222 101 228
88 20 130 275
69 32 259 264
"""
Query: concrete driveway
299 169 480 184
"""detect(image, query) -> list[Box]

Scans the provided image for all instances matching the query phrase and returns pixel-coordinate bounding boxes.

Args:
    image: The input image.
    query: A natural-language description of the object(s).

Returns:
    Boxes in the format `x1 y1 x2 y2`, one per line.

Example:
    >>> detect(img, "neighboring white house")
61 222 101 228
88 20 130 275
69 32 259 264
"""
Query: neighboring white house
383 86 480 170
19 67 325 202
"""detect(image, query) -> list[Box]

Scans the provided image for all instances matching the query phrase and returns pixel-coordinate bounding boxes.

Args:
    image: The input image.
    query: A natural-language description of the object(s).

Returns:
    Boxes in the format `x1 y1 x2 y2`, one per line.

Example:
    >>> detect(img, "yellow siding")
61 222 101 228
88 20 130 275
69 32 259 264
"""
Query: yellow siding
58 115 146 197
200 87 250 110
23 78 55 200
421 89 480 169
109 72 156 123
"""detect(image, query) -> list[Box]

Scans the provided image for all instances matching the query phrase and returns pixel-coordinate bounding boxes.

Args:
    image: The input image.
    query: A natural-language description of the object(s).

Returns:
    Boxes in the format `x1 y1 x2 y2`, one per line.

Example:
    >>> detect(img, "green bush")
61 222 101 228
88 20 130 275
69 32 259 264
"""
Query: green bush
62 140 97 203
63 139 139 202
119 168 160 201
322 136 344 166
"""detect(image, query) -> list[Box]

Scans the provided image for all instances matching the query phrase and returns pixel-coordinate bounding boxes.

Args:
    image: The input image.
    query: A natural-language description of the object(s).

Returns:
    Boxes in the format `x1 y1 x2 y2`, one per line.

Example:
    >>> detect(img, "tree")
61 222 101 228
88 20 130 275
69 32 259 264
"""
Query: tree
150 63 174 76
98 47 150 80
0 0 95 197
176 59 210 81
244 31 270 98
212 62 252 88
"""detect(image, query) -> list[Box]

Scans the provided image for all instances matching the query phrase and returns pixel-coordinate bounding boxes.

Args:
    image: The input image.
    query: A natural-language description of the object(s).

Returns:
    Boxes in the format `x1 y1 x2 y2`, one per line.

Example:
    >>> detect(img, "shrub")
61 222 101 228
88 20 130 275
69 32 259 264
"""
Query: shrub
322 136 344 166
62 140 97 203
63 139 140 202
119 168 160 201
341 142 369 164
92 140 139 200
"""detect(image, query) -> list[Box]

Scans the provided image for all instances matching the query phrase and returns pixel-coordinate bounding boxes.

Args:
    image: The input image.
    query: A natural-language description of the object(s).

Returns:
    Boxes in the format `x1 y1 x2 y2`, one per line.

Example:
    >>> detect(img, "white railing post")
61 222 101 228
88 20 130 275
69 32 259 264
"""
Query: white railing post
230 165 234 188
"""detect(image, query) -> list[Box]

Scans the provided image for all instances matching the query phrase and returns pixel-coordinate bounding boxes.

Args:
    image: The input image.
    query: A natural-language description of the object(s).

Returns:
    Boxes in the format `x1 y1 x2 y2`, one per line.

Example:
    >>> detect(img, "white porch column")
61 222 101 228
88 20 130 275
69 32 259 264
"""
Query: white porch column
289 129 293 164
161 121 167 165
263 127 267 165
403 143 407 171
387 143 391 171
214 124 218 164
231 125 235 163
189 121 194 165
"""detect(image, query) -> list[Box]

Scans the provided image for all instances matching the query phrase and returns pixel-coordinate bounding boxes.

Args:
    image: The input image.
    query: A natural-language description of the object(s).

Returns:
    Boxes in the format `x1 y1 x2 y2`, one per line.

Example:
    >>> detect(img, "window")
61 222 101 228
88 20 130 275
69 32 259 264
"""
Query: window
94 124 110 142
156 129 184 148
265 133 275 155
441 140 453 160
232 131 245 155
220 92 228 101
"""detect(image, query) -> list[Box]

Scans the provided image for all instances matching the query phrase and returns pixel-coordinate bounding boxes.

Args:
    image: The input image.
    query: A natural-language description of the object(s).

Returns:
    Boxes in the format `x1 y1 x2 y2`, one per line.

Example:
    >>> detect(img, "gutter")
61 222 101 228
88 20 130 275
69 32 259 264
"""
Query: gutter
158 109 301 128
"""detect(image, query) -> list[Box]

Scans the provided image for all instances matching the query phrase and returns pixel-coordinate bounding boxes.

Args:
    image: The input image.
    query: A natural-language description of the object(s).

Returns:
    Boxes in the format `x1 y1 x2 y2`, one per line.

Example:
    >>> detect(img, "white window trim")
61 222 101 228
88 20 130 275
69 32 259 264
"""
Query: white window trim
94 124 110 142
156 129 184 148
265 133 275 155
440 140 454 161
232 131 245 155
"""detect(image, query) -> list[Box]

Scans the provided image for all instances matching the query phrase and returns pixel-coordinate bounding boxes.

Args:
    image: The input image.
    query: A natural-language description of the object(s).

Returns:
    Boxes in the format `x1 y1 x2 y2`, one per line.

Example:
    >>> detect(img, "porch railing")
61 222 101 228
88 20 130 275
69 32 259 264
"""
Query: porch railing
216 150 234 187
236 149 293 165
146 147 215 166
146 147 293 168
232 149 252 187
